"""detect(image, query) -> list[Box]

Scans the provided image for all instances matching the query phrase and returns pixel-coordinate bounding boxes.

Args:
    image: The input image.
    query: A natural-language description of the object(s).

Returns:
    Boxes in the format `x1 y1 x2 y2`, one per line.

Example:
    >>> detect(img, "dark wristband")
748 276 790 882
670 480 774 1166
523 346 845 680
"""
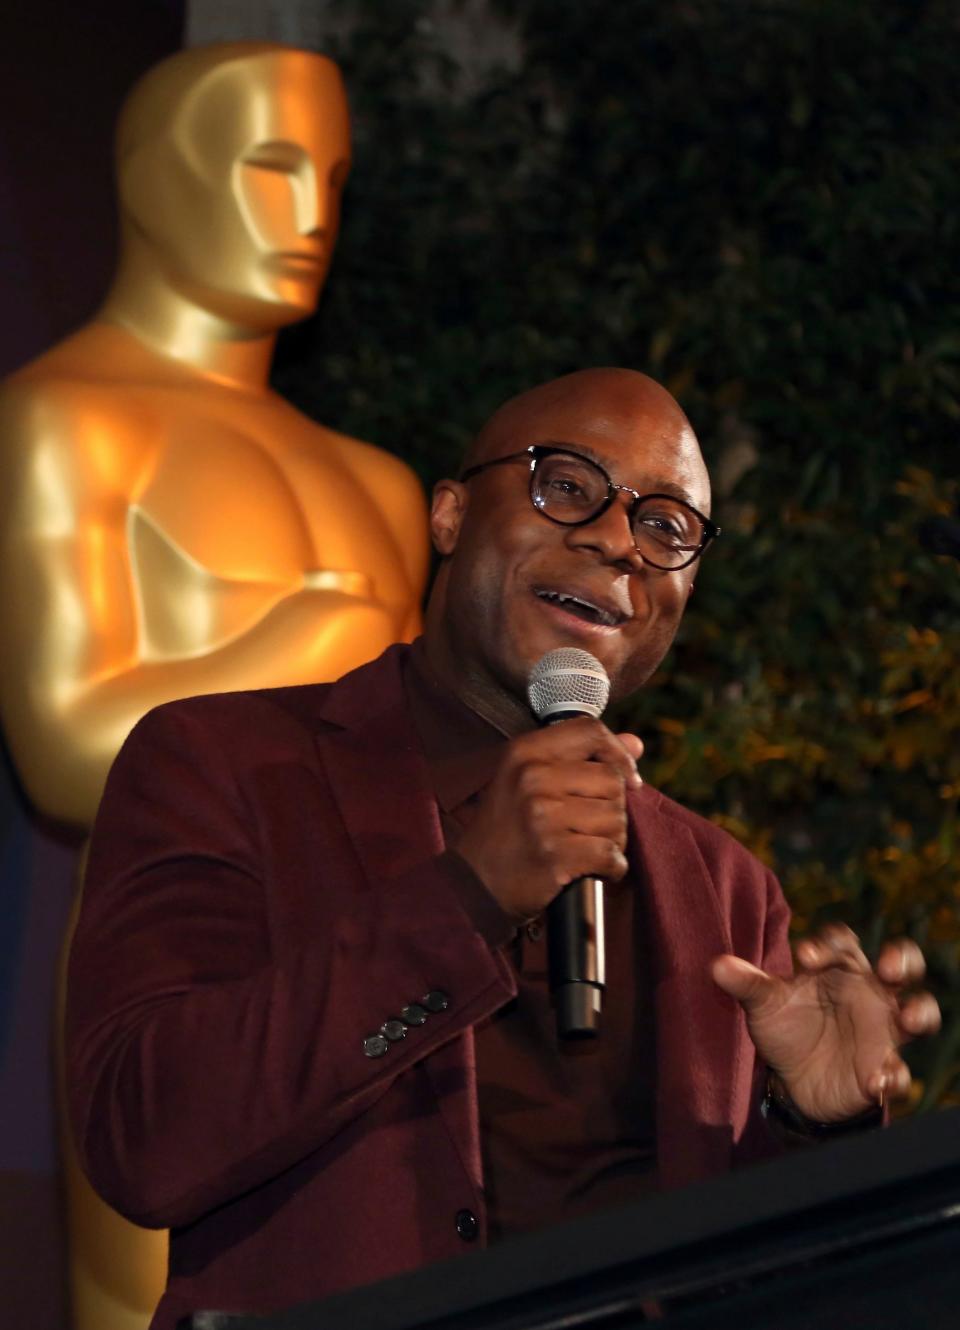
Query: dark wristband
760 1070 884 1141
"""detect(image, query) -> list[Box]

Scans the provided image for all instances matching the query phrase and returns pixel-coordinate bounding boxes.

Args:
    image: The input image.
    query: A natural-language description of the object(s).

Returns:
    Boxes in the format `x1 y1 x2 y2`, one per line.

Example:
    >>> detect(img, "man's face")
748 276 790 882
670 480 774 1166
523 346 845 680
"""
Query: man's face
129 52 350 328
427 372 711 722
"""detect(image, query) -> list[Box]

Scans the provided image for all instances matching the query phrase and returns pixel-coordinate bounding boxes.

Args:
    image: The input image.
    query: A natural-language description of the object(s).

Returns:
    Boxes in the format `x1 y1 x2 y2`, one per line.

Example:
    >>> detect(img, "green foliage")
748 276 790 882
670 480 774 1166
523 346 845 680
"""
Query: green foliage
272 0 960 1105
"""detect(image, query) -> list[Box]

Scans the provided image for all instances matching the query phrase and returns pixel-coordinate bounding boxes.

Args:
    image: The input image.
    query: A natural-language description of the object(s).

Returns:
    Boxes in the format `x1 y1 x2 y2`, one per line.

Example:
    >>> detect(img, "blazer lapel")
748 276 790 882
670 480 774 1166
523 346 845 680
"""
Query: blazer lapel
312 646 484 1193
317 694 445 889
629 787 745 1189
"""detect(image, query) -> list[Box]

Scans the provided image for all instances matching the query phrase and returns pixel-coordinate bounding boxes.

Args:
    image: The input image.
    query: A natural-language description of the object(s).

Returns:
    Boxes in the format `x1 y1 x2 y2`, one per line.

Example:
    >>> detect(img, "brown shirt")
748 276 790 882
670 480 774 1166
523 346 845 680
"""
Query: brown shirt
404 642 657 1241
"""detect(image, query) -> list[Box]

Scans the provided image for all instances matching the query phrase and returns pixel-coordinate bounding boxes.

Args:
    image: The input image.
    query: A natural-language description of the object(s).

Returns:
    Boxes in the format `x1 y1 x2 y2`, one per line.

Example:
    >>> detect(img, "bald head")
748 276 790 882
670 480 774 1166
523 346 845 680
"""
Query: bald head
462 367 709 513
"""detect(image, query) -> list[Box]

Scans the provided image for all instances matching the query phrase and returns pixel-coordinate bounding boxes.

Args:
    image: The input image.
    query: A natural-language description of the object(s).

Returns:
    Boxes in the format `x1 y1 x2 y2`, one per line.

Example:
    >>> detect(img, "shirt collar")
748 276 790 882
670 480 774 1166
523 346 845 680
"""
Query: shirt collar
404 637 507 812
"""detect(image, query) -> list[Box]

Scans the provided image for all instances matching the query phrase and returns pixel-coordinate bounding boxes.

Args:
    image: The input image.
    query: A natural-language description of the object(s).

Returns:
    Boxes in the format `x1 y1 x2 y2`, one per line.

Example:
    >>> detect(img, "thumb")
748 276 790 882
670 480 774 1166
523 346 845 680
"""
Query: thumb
710 954 777 1013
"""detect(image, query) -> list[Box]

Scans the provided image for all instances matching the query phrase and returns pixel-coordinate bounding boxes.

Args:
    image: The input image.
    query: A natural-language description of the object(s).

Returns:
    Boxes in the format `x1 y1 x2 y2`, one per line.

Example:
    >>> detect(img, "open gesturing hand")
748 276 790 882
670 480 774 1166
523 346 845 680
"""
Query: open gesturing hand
711 924 941 1124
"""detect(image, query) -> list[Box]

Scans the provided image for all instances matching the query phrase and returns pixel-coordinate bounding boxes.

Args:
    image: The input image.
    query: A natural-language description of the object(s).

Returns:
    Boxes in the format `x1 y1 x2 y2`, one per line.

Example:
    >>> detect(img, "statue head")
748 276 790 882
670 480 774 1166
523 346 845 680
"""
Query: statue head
115 42 350 330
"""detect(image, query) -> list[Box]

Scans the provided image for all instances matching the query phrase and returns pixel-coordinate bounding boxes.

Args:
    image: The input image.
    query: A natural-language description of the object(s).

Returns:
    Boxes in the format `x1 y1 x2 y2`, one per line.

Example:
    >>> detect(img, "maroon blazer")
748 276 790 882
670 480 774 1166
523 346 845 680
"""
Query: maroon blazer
66 645 791 1330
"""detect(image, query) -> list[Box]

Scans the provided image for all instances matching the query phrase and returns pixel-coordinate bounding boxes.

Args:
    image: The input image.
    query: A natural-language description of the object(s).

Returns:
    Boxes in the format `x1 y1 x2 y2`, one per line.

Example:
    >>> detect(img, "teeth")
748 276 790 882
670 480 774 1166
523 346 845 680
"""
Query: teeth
538 590 619 626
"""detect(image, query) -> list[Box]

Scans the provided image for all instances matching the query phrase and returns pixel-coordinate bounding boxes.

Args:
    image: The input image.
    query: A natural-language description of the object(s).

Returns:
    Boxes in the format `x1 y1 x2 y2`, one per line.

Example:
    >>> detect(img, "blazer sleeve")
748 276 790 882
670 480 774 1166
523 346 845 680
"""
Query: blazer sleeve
65 699 515 1229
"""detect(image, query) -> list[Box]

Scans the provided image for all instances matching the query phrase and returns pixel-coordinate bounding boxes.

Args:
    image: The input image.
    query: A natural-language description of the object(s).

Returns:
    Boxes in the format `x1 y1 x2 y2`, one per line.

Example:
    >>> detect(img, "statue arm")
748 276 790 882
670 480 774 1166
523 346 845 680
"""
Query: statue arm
0 391 399 827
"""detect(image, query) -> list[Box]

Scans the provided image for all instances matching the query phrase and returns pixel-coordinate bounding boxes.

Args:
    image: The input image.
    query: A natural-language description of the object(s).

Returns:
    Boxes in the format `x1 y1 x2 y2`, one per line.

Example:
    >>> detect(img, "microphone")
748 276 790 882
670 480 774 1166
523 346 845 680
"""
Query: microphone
919 515 960 563
528 648 611 1039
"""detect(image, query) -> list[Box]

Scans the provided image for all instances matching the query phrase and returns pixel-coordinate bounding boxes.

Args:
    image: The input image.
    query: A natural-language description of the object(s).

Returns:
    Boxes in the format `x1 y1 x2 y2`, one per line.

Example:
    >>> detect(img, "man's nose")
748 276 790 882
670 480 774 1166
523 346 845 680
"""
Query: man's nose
565 494 644 570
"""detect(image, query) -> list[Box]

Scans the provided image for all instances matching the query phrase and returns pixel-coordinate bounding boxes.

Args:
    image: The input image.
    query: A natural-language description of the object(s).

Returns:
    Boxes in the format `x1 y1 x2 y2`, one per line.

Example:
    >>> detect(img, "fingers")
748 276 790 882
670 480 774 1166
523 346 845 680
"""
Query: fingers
866 994 938 1107
876 937 927 988
896 991 942 1039
530 791 627 847
552 833 630 884
518 755 629 855
518 760 630 803
512 717 641 788
865 1050 912 1105
795 923 871 976
798 929 930 993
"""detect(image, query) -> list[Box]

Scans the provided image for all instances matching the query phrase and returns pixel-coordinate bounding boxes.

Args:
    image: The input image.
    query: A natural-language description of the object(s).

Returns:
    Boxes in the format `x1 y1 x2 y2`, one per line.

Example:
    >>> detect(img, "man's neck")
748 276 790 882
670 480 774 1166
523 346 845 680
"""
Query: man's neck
419 633 535 739
99 256 277 391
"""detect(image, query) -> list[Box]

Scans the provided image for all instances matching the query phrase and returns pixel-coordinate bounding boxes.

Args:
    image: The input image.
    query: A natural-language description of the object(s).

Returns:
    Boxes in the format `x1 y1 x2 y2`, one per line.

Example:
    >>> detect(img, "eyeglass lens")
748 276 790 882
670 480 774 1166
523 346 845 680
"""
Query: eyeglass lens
531 453 704 569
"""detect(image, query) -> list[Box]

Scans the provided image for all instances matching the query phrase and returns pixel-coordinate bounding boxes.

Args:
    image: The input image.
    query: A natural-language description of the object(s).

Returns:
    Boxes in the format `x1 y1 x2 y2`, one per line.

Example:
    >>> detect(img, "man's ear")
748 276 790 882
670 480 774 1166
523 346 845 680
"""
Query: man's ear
430 479 467 555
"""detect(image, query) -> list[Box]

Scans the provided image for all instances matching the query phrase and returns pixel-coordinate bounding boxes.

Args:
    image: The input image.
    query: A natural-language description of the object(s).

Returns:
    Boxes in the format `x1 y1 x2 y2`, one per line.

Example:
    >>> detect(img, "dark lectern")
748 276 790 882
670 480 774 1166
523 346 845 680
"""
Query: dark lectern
189 1106 960 1330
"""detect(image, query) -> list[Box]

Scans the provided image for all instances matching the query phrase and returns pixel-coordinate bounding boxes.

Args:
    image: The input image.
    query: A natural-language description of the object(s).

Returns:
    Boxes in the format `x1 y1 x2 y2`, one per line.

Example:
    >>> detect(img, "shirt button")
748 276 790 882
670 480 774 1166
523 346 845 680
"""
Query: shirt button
381 1019 406 1042
455 1208 479 1242
362 1034 388 1059
525 919 543 942
422 990 450 1013
400 1002 428 1026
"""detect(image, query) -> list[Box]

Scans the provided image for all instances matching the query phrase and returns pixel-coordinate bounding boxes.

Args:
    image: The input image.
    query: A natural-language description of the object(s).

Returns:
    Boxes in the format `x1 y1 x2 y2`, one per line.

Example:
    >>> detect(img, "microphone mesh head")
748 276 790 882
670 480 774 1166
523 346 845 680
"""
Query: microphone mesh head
527 648 610 721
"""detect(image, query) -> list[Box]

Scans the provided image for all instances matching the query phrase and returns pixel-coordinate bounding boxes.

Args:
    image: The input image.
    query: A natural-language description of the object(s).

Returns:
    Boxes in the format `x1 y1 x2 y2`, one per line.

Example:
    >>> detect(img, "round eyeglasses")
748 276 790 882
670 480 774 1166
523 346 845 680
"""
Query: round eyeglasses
459 444 720 572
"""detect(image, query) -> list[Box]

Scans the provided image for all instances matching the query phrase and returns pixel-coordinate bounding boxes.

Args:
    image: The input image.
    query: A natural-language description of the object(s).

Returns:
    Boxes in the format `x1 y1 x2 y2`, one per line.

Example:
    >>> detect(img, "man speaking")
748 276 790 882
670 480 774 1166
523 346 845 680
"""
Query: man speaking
66 369 939 1330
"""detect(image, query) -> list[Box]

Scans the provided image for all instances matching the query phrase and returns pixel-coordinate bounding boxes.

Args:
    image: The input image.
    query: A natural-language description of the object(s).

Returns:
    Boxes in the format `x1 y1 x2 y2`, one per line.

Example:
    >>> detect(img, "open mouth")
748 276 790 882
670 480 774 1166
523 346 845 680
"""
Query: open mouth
535 589 626 628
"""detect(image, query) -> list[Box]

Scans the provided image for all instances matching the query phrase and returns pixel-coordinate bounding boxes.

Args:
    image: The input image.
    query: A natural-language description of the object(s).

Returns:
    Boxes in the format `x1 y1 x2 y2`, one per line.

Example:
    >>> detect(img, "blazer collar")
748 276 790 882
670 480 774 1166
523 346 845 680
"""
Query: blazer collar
313 642 412 732
313 644 442 887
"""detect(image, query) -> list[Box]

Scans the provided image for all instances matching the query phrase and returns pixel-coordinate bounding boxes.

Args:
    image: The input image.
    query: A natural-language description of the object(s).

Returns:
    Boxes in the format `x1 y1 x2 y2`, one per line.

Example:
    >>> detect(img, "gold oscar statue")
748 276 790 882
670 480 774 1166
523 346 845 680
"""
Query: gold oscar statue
0 42 428 1330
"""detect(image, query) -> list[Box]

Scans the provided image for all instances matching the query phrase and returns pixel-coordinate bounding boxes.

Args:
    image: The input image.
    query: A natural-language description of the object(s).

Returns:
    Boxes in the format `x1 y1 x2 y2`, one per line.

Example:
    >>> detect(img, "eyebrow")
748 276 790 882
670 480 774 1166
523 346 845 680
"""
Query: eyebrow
537 438 699 506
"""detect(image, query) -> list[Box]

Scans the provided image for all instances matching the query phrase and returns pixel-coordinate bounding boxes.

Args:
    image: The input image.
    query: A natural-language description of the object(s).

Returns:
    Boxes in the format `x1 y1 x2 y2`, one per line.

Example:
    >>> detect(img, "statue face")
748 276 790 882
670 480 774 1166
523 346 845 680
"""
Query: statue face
125 52 351 329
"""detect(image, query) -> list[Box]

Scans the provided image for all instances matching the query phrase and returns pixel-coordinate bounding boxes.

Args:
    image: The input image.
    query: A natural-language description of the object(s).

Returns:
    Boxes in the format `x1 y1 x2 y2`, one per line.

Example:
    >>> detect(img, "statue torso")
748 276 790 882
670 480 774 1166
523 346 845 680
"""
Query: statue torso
3 327 425 662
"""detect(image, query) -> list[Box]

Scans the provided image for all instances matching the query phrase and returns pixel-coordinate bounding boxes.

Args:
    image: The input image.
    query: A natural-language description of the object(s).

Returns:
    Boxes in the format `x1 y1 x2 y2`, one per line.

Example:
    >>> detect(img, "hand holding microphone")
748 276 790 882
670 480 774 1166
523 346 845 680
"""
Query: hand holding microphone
455 649 641 1038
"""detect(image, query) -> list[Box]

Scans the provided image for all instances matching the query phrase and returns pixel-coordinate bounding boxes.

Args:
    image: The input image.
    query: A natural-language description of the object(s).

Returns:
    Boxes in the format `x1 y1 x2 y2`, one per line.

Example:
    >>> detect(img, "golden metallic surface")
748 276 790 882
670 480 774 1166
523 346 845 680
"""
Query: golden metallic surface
0 42 428 1330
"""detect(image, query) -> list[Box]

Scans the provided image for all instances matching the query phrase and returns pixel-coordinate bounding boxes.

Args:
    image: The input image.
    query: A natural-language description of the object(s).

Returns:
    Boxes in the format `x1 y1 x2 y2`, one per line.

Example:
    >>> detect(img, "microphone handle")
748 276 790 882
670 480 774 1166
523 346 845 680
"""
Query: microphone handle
540 707 608 1039
547 875 606 1038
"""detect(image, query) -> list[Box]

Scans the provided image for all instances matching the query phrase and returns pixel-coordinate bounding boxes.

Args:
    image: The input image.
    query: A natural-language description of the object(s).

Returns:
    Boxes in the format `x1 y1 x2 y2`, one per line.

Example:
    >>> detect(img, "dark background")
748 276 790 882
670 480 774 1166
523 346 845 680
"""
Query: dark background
0 3 185 1322
1 2 958 1325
